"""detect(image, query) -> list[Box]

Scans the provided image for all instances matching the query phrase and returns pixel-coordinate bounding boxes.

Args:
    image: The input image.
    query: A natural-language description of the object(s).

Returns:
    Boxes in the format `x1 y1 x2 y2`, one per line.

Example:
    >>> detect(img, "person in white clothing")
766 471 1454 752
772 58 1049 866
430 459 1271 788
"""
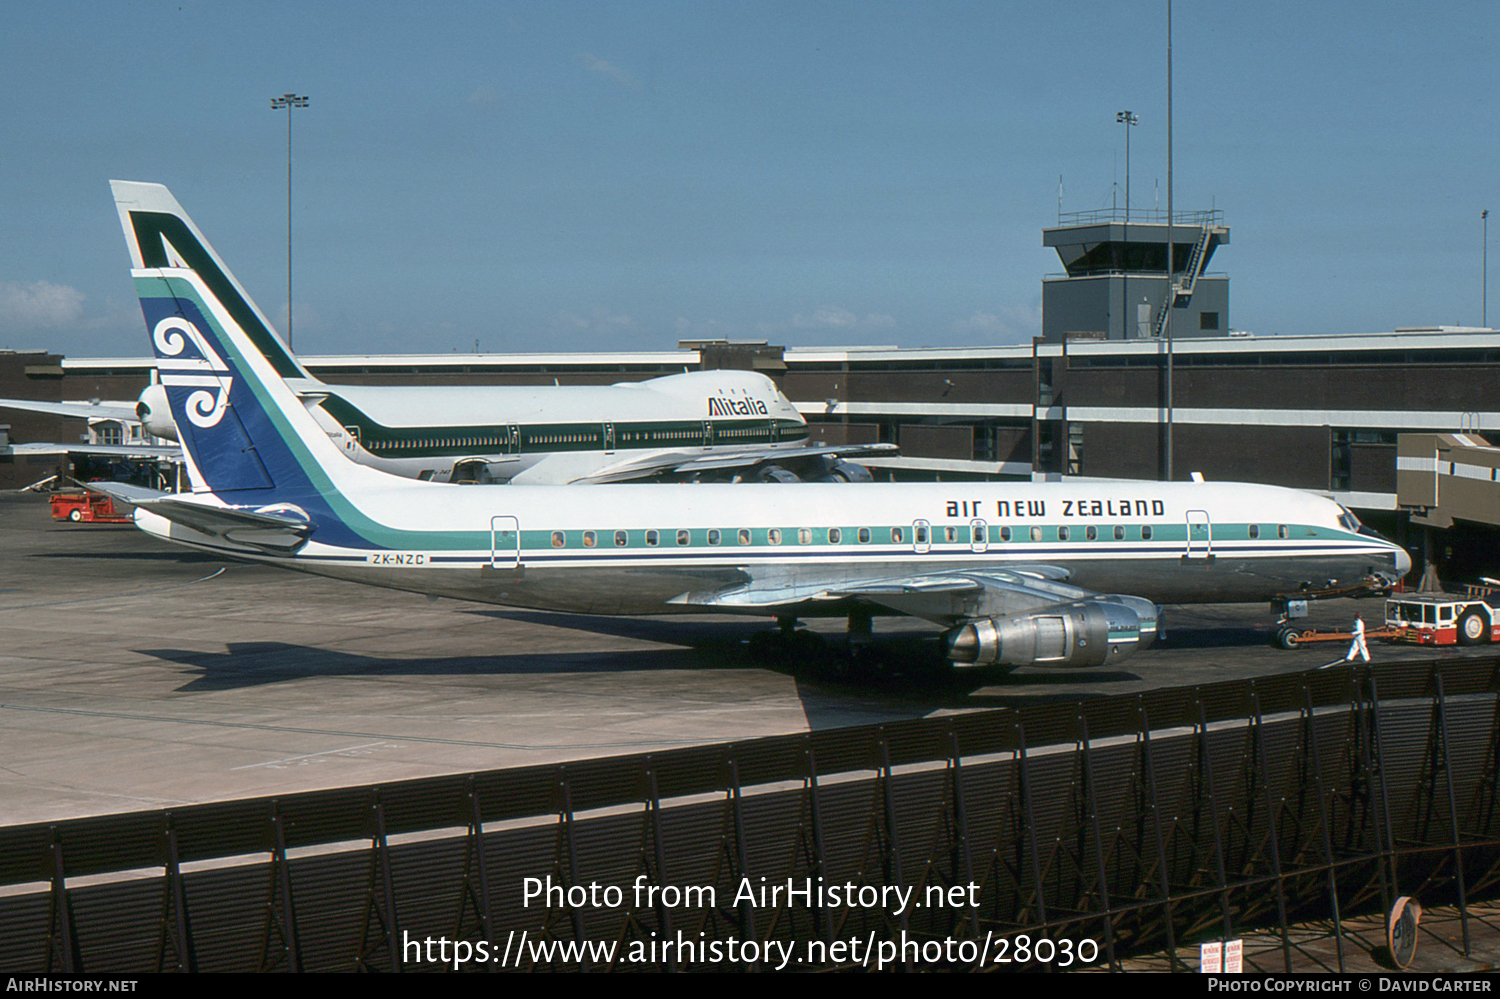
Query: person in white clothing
1344 613 1370 662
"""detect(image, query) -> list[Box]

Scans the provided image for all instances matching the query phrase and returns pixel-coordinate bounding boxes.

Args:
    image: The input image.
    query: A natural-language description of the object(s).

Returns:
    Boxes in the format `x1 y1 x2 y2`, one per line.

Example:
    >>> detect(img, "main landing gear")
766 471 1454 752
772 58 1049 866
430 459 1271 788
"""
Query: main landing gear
746 612 945 680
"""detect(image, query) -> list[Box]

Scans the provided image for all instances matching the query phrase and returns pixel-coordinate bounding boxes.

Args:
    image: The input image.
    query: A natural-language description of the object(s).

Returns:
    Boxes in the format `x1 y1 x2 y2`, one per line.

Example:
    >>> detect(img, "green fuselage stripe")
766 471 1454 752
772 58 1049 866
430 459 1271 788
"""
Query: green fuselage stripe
318 396 808 459
513 522 1351 552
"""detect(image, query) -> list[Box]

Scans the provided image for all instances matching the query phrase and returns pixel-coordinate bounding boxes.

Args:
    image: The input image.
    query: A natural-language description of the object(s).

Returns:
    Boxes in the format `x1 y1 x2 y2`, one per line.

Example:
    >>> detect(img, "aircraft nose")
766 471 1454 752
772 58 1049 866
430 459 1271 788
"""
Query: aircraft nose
1394 545 1412 578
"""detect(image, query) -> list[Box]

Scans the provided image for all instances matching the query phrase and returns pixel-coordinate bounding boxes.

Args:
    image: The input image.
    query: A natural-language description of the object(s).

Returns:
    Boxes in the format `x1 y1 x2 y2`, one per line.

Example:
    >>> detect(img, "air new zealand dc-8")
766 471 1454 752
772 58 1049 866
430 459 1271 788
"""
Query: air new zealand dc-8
97 180 1412 670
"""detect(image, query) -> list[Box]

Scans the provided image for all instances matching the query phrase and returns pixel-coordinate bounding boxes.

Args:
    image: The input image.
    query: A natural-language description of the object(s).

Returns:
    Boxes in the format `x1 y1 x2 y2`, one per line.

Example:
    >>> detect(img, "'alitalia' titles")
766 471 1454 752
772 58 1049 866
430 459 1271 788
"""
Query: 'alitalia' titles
708 396 769 417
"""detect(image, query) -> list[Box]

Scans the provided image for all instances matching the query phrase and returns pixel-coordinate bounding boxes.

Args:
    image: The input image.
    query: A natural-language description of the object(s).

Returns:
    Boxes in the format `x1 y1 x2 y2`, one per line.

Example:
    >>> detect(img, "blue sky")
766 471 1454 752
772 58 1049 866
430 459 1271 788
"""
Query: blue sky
4 1 1499 357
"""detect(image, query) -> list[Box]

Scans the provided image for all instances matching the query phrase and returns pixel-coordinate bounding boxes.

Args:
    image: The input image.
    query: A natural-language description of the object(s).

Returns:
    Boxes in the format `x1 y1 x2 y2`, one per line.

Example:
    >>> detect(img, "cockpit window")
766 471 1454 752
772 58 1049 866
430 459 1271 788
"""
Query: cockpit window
1337 506 1362 532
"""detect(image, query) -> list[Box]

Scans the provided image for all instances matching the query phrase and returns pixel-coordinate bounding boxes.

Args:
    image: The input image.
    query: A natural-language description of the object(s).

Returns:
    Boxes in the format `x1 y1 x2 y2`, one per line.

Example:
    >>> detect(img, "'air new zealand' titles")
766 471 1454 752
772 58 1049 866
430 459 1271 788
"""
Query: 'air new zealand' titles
93 180 1413 671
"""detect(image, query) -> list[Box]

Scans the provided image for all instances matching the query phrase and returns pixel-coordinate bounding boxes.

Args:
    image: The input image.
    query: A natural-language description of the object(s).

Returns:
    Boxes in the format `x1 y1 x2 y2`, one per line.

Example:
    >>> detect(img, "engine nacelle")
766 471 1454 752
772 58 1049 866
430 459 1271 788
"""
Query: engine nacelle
135 384 178 441
814 457 874 482
944 596 1158 668
758 464 801 483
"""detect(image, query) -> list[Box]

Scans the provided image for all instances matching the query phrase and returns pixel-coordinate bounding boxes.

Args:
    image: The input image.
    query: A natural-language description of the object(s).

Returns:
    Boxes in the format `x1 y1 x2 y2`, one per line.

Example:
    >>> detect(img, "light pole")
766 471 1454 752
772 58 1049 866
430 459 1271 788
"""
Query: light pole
270 93 309 350
1163 1 1175 482
1116 112 1138 221
1117 111 1138 339
1484 209 1490 328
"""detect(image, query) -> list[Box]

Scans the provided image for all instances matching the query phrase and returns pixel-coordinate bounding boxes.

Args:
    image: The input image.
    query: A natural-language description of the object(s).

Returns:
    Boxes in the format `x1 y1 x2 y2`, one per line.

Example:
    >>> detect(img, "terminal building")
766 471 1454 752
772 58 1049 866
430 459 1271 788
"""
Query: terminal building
5 208 1500 582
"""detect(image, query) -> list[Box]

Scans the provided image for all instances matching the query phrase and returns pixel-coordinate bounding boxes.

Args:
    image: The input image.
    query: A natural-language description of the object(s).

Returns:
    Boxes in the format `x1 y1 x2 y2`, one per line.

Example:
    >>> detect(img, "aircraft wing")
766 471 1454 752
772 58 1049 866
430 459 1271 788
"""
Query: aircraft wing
669 564 1084 625
85 482 313 554
570 442 900 484
0 398 141 422
5 442 181 459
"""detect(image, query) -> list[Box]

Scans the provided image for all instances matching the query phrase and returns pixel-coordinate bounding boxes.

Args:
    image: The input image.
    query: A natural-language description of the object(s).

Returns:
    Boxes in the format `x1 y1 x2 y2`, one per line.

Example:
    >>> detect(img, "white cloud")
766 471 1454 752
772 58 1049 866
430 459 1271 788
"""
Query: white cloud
467 85 503 107
674 316 736 339
554 307 636 332
953 304 1042 342
0 280 85 331
790 307 898 332
578 52 638 88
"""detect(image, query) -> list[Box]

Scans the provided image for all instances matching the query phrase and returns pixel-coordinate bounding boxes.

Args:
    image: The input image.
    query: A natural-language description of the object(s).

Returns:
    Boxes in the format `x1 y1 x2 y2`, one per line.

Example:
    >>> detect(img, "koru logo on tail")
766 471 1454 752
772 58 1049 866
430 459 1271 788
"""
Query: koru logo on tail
153 316 233 429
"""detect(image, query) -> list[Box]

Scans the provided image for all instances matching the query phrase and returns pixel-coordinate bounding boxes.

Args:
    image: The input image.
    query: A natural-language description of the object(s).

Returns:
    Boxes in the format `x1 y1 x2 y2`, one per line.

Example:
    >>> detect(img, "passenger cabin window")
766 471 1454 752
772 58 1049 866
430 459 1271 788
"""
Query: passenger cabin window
769 528 782 545
614 531 628 547
915 525 928 545
1000 526 1011 542
858 527 871 544
799 528 812 545
1058 526 1070 541
944 527 958 543
1114 526 1125 540
828 528 842 544
1248 524 1260 539
551 531 565 548
646 530 659 546
1030 526 1042 542
1086 526 1097 541
583 531 596 548
738 529 751 545
677 529 691 546
1277 525 1289 539
708 529 721 545
1142 525 1153 540
891 527 904 544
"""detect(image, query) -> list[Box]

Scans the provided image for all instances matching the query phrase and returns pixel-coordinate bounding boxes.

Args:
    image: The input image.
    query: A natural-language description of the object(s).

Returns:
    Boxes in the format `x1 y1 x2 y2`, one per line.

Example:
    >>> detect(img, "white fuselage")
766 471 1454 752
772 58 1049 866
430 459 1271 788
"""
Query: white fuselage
139 477 1409 619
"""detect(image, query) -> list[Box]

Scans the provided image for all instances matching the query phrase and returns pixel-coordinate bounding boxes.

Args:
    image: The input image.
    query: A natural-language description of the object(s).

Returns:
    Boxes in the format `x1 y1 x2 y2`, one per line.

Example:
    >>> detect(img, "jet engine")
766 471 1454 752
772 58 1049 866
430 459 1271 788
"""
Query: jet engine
135 383 178 441
814 457 874 482
943 595 1158 668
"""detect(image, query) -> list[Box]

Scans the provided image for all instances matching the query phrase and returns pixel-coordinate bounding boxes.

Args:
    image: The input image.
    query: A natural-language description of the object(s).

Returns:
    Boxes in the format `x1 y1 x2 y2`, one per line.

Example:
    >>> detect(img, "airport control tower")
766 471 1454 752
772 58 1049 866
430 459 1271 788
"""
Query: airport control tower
1041 209 1230 340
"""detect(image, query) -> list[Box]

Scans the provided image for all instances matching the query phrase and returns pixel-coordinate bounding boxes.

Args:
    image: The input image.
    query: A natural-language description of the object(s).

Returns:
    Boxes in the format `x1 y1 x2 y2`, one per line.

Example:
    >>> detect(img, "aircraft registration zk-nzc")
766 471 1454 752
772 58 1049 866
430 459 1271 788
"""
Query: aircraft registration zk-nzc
93 180 1412 672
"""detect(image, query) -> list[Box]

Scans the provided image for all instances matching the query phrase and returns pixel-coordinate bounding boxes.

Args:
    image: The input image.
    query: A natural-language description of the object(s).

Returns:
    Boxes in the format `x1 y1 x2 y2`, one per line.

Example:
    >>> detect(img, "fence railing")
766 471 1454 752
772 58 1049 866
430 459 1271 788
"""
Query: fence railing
1056 208 1225 228
1 657 1497 972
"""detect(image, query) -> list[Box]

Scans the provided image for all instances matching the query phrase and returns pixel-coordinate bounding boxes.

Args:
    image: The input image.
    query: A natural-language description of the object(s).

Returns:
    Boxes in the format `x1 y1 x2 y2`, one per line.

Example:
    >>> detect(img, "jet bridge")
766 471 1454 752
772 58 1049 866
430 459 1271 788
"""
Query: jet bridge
1397 432 1500 529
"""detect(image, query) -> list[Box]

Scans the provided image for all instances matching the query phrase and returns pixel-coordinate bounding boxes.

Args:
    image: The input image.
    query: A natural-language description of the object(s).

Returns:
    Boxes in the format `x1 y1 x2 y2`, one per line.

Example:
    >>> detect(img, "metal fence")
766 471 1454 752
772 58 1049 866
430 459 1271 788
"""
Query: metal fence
1 658 1497 972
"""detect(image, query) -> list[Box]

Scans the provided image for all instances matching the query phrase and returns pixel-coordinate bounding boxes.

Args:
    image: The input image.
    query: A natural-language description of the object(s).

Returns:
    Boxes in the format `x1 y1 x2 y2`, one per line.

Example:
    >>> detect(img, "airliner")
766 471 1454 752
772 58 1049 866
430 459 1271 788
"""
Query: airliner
2 190 892 486
93 181 1411 671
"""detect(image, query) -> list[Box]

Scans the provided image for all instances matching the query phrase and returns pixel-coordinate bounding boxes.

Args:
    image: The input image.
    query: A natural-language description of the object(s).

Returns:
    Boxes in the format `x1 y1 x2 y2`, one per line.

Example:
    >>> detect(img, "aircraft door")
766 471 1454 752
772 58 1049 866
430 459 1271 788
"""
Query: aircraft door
603 422 616 454
491 516 520 569
970 518 989 553
703 421 714 447
1185 509 1213 559
913 519 931 554
508 424 520 455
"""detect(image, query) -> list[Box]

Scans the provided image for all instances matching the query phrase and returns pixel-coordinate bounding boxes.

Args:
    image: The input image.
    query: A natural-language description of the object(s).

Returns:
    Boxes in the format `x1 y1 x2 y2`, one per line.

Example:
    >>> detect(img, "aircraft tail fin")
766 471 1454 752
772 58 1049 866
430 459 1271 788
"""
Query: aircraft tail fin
111 181 356 501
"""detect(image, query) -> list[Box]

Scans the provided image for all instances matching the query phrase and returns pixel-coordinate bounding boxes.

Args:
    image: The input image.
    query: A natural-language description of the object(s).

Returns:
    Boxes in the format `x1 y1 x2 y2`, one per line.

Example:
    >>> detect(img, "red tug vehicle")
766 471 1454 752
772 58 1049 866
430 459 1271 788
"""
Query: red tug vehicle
1382 593 1500 646
48 490 133 524
1274 592 1500 649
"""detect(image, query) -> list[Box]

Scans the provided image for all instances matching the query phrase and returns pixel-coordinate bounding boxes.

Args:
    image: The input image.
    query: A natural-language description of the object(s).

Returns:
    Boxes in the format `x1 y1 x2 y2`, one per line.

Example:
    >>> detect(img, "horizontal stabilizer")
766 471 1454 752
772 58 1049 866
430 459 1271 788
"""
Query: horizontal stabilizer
0 398 142 422
86 482 313 553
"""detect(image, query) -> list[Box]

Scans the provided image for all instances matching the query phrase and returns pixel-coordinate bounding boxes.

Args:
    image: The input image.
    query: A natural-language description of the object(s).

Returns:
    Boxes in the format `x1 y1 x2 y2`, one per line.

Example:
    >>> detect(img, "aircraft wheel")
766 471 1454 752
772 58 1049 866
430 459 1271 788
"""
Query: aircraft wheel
1457 609 1490 645
848 643 895 681
786 628 828 659
1274 626 1301 650
68 509 83 522
747 628 832 669
746 630 782 663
